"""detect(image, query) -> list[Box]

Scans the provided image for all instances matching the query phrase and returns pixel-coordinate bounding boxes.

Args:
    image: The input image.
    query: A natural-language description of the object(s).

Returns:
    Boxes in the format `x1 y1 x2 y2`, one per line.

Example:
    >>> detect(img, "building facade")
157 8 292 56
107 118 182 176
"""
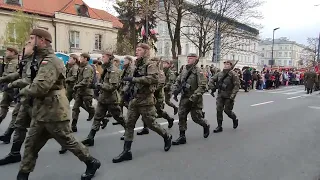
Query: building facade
155 1 260 70
0 0 122 53
258 37 312 68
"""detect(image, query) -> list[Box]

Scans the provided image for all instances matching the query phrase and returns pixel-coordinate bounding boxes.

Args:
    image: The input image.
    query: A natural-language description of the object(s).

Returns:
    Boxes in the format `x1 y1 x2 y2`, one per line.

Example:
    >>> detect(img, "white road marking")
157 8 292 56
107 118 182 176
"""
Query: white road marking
287 95 302 100
250 101 274 107
269 89 301 94
308 106 320 110
118 119 180 134
284 90 305 95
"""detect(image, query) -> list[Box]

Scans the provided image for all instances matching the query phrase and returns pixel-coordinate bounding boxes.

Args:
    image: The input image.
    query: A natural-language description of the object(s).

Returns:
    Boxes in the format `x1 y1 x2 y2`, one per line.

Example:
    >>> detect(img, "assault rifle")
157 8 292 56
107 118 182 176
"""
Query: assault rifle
12 48 26 102
211 60 239 97
123 65 140 103
173 58 200 102
29 38 39 106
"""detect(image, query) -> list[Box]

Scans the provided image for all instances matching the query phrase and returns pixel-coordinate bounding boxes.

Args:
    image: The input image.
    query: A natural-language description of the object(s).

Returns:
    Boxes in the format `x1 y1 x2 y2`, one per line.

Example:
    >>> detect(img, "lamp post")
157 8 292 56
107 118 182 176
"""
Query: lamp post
271 27 280 68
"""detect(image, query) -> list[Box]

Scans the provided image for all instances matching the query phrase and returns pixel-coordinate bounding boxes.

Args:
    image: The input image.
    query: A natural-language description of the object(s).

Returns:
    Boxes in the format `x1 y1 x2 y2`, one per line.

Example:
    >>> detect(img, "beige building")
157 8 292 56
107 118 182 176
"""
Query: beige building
258 37 311 68
0 0 122 53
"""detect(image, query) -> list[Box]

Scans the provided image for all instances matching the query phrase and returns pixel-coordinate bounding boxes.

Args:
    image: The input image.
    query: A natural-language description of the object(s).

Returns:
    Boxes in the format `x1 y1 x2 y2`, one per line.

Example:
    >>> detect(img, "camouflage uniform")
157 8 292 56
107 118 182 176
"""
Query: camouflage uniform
82 61 126 146
0 55 34 165
112 56 172 163
137 59 175 135
163 65 178 114
171 64 210 145
119 64 134 110
17 44 100 179
65 63 79 102
0 54 18 124
71 62 95 132
304 70 317 94
208 62 240 133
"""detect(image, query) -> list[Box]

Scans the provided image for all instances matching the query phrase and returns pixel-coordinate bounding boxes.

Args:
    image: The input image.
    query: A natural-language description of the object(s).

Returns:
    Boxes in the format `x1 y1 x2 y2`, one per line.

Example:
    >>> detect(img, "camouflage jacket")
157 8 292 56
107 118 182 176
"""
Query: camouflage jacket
75 62 94 96
19 47 69 122
209 69 240 99
66 63 79 90
98 62 121 104
119 64 134 93
163 67 176 92
172 65 207 102
0 56 19 85
130 57 158 106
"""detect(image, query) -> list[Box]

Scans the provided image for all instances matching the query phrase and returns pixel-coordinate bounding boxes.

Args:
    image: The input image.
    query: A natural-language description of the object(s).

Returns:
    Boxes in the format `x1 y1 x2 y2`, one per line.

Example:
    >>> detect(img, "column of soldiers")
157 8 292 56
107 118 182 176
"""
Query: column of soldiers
0 28 241 180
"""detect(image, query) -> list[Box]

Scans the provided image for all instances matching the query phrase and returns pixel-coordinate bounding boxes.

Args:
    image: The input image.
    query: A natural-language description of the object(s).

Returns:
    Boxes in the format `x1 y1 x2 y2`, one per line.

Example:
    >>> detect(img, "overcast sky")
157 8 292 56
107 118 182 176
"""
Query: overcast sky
84 0 320 45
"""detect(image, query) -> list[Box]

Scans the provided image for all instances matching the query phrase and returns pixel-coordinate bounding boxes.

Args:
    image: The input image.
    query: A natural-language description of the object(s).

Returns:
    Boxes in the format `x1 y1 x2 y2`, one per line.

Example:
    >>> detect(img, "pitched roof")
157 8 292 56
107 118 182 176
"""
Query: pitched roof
0 0 122 28
92 8 122 28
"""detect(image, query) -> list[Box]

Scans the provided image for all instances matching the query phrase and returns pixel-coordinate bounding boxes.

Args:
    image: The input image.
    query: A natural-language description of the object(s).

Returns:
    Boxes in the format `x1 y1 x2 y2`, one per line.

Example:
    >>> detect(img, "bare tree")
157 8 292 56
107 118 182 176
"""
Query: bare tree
182 0 263 58
306 37 319 61
156 0 188 61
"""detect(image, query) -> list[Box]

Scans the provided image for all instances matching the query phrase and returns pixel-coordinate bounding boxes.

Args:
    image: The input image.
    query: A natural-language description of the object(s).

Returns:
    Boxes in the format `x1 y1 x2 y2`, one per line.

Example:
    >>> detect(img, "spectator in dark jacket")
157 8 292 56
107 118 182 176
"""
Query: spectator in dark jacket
243 68 252 92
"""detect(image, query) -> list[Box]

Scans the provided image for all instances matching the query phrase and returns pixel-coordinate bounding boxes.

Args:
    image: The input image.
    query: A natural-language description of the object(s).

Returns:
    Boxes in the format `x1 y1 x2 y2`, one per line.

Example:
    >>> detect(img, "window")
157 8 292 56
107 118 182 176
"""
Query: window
289 60 292 66
94 34 102 50
284 52 288 57
165 42 170 55
185 44 189 55
284 60 288 66
278 52 282 57
5 0 22 6
157 41 163 55
280 46 282 50
7 23 17 43
285 46 287 50
252 55 255 64
261 53 264 57
75 4 89 17
69 31 80 48
289 52 292 57
254 43 256 50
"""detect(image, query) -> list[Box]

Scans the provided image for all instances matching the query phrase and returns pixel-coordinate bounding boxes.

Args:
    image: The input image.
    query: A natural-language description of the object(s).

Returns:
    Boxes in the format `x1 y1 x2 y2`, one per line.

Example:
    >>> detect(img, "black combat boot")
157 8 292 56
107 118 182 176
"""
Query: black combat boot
163 134 172 151
233 119 239 129
59 146 67 154
101 117 108 129
87 111 95 121
203 124 210 138
106 112 112 118
213 120 223 133
137 123 149 135
120 133 125 140
0 141 23 165
82 130 97 147
172 131 186 145
17 171 29 180
167 117 174 128
112 141 133 163
71 119 78 132
81 158 101 180
0 127 14 144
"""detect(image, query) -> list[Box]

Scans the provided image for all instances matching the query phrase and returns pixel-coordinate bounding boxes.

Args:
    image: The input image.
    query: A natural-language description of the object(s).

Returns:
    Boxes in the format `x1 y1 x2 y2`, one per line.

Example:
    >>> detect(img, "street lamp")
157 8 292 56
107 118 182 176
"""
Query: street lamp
271 27 280 68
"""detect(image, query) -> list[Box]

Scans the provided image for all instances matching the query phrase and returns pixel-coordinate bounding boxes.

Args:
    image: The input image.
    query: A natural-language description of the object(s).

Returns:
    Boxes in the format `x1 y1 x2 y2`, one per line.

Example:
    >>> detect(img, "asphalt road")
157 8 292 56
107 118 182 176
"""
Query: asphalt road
1 86 320 180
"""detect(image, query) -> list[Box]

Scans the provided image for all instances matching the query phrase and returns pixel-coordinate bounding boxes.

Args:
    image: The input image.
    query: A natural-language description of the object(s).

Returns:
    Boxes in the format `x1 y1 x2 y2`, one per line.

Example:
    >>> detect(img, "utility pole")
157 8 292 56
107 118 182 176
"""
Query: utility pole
271 27 280 68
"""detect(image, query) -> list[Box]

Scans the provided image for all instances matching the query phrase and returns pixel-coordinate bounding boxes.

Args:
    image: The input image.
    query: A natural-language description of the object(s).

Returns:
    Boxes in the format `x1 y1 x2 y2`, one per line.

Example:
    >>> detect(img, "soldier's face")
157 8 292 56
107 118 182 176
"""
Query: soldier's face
5 50 14 57
102 54 110 64
68 57 75 64
28 35 46 48
24 43 34 56
187 56 197 64
136 47 145 58
163 62 170 68
79 56 87 63
224 62 232 69
124 59 130 65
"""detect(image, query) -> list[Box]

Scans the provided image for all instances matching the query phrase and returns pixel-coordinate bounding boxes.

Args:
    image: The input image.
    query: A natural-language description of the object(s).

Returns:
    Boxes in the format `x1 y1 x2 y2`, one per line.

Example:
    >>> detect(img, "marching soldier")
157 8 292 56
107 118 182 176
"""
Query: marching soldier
81 51 126 146
304 68 317 94
65 54 79 102
119 56 134 113
171 53 210 145
163 59 178 115
112 43 172 163
208 60 240 133
0 46 33 165
16 28 100 180
71 53 95 132
0 47 19 124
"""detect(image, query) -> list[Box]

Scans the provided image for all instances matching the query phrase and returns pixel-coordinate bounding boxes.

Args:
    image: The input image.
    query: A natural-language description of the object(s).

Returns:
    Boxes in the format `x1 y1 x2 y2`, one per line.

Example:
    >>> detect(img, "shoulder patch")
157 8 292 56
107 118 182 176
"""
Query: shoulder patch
41 61 48 65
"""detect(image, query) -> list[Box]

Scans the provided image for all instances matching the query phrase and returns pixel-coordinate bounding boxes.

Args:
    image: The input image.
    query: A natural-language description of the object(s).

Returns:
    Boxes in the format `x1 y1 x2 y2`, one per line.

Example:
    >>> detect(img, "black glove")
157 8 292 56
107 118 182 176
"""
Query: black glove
96 83 102 89
123 77 133 82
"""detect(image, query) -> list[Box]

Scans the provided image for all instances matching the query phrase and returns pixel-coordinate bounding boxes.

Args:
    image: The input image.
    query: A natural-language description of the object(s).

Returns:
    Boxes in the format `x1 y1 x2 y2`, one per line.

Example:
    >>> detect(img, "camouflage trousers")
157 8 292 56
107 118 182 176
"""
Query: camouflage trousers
72 95 95 120
178 97 208 131
6 102 21 129
91 102 125 131
164 91 177 109
66 89 74 102
124 104 168 141
12 102 32 147
20 120 92 173
216 97 237 122
0 91 14 123
155 99 172 121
